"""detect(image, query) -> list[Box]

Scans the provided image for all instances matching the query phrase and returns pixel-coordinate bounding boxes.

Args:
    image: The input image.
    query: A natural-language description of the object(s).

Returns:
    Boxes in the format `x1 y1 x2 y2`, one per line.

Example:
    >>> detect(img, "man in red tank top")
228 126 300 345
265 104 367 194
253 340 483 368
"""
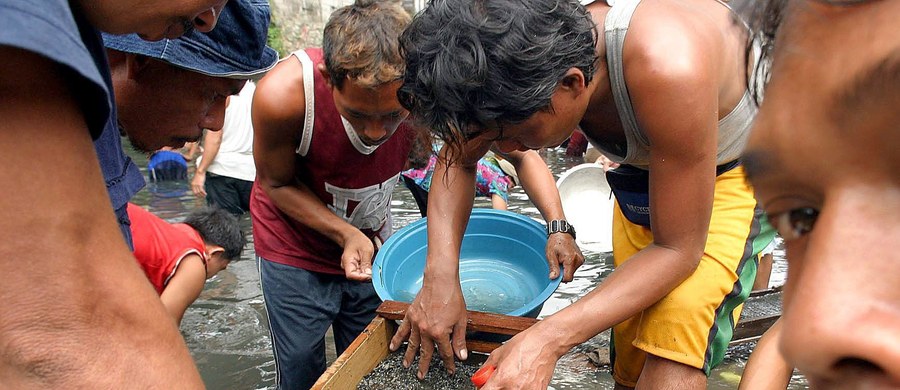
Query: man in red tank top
249 2 416 388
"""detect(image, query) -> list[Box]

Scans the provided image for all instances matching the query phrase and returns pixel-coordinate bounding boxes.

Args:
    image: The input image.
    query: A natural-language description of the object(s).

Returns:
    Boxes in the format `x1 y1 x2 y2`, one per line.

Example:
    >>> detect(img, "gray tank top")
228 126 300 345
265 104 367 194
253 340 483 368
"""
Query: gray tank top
595 0 761 168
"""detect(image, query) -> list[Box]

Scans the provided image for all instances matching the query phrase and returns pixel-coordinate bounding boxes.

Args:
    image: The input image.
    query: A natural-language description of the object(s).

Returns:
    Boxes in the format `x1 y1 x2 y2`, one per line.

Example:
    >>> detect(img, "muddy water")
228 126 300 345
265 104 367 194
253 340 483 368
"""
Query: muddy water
127 146 806 389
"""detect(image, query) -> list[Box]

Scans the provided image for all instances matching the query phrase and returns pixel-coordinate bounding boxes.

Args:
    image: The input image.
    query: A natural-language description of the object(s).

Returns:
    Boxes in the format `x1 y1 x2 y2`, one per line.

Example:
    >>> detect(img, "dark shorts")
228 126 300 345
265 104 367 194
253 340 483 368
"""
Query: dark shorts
257 257 381 390
205 172 253 215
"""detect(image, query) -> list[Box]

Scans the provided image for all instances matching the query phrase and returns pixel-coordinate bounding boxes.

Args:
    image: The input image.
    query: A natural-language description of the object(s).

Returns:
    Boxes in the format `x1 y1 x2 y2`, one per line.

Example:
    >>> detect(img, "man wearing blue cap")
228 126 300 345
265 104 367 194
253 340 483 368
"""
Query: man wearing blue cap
99 0 278 247
0 0 231 387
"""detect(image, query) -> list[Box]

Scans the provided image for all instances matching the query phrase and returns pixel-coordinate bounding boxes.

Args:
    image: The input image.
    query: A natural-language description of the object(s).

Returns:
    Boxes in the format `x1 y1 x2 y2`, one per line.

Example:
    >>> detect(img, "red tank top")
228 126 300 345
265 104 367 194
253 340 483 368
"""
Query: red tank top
128 203 208 294
250 48 415 275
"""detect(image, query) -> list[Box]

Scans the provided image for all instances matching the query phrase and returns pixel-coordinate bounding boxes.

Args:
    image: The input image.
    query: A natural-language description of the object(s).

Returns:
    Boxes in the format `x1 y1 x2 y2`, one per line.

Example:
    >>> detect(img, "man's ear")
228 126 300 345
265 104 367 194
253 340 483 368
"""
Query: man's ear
123 53 154 80
559 67 588 94
317 63 334 89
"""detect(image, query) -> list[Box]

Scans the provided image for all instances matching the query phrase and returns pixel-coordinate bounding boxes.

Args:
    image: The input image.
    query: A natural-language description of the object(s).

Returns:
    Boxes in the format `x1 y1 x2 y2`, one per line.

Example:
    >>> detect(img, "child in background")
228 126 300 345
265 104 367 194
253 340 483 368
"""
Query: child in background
127 203 245 324
402 141 518 217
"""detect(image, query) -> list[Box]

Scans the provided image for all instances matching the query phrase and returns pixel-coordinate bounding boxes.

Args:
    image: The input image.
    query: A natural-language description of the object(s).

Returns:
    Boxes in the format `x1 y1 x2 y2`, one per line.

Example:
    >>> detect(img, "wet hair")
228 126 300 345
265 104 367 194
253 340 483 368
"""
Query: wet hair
742 0 788 105
398 0 598 155
183 206 245 261
741 0 884 106
407 128 436 170
322 0 411 90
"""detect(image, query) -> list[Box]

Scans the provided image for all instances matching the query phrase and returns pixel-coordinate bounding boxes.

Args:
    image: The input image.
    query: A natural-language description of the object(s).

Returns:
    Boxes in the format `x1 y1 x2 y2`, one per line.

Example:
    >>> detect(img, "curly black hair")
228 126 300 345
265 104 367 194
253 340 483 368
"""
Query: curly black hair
398 0 598 154
183 206 245 261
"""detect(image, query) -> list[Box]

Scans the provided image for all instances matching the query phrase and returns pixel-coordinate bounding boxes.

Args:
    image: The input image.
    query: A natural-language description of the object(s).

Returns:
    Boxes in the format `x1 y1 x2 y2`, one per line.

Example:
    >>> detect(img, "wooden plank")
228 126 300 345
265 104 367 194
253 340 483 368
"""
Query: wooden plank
313 315 501 388
749 285 783 298
376 300 538 336
312 316 396 389
378 300 780 345
731 314 781 345
466 339 503 354
318 301 781 385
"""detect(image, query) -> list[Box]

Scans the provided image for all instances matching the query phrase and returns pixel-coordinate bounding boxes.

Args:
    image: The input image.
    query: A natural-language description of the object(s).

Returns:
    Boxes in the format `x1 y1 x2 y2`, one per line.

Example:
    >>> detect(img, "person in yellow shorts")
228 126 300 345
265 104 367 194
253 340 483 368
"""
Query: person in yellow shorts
387 0 775 387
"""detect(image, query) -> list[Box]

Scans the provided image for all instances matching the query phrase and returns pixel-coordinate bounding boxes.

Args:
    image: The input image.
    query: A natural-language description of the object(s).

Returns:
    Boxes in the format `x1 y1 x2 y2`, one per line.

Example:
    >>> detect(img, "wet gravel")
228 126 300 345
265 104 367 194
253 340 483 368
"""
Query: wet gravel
358 350 486 389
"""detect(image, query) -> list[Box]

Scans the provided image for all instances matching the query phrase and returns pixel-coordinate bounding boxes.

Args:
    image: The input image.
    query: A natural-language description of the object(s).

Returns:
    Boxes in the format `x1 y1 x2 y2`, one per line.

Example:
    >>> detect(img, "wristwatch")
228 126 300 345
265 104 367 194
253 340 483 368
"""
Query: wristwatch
547 219 576 240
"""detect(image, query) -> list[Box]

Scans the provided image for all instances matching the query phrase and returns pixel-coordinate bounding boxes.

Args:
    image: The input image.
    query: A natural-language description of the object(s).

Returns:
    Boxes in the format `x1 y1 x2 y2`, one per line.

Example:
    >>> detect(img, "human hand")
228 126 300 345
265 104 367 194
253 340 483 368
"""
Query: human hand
190 172 207 197
595 154 620 171
339 229 375 281
389 280 468 378
478 325 562 389
546 233 584 282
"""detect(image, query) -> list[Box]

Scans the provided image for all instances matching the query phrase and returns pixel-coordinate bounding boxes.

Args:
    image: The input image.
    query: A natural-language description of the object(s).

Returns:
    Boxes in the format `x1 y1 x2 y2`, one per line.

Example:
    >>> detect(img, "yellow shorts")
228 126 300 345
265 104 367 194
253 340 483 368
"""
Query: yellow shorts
610 166 775 386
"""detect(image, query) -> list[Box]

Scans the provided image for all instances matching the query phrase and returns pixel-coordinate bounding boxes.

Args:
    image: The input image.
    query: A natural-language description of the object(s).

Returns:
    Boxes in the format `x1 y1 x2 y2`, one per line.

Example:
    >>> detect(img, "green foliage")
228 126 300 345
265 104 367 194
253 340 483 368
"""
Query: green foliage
267 21 288 58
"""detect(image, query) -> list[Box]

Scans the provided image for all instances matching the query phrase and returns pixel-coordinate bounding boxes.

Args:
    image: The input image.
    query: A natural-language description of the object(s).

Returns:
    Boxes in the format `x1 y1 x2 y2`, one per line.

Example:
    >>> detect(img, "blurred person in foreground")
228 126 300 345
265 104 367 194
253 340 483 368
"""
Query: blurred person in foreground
739 0 900 389
0 0 230 386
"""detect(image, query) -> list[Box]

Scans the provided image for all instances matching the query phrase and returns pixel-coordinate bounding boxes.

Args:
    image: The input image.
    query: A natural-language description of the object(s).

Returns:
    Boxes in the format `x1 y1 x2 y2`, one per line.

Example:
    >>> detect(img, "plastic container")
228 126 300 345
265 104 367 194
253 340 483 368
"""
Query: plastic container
373 209 561 318
556 163 615 253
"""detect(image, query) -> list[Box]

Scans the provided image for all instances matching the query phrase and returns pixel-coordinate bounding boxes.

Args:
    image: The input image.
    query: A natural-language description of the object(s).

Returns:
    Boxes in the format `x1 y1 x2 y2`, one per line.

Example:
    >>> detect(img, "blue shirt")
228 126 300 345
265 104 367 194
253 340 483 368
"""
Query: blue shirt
93 123 146 248
0 0 110 137
0 0 145 248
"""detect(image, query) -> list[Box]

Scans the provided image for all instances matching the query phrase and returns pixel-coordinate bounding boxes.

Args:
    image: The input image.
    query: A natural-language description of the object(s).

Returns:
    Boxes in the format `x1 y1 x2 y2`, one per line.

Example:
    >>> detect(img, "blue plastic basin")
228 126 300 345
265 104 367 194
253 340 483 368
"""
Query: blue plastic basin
373 209 561 318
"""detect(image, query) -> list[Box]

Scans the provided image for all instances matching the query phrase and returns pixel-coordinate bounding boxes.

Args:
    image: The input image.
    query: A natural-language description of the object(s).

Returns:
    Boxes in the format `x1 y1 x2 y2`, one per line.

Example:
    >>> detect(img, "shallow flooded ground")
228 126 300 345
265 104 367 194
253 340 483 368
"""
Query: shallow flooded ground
128 146 807 389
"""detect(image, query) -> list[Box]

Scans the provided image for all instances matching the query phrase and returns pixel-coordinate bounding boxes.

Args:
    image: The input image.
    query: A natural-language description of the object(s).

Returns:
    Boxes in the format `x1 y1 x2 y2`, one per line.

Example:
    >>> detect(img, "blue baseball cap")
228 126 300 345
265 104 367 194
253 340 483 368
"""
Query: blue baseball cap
102 0 279 79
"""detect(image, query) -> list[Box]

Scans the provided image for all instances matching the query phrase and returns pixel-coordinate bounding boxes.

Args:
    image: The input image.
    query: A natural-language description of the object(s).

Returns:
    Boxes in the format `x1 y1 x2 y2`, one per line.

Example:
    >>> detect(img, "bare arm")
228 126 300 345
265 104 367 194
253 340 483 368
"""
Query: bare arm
390 139 493 378
0 47 203 388
740 319 793 390
541 24 719 357
160 254 208 325
181 141 200 161
252 58 375 281
191 128 223 198
499 149 584 282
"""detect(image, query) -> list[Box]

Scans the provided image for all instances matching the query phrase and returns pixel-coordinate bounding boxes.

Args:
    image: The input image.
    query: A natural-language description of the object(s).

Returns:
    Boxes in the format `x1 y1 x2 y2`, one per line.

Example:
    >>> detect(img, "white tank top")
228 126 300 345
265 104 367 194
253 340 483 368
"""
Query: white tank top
204 81 257 181
593 0 761 168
